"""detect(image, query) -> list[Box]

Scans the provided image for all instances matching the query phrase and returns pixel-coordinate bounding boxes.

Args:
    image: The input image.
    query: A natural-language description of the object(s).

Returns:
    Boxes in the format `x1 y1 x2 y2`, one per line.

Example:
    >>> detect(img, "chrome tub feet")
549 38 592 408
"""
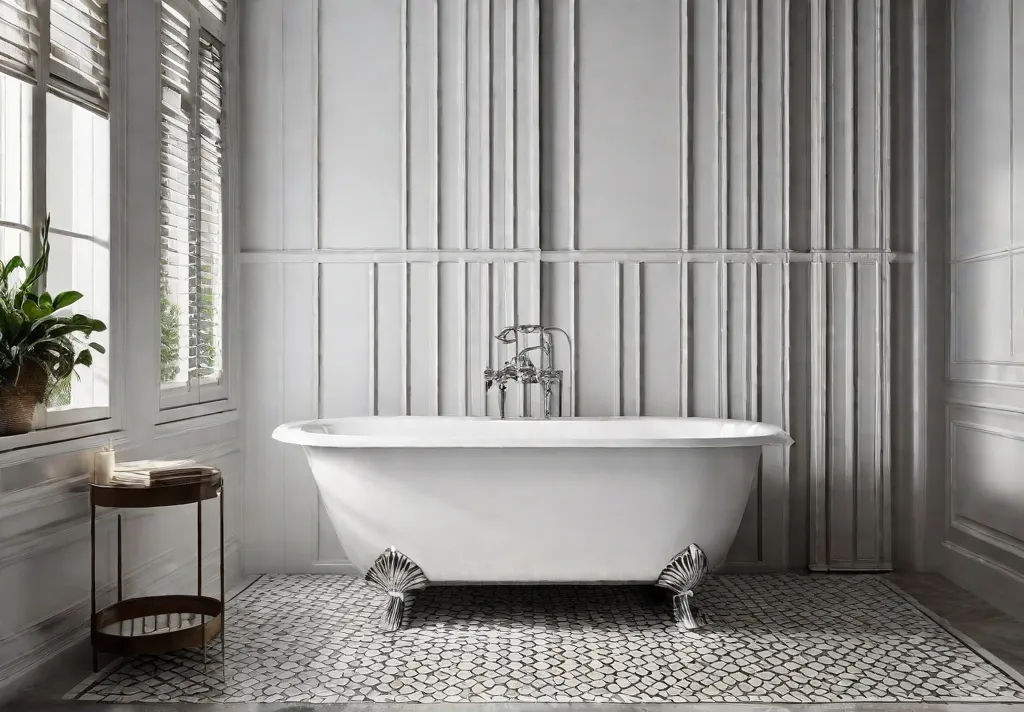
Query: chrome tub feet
365 547 429 632
656 543 710 631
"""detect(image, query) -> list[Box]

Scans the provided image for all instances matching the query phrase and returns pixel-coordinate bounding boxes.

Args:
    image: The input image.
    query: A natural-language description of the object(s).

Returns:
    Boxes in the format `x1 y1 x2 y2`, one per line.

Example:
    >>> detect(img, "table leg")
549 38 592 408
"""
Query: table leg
90 501 97 673
220 485 225 676
117 514 122 602
198 500 206 670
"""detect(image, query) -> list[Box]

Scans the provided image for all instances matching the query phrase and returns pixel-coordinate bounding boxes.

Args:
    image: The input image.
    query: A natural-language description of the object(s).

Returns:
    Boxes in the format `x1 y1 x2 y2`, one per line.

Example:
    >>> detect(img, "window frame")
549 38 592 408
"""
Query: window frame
156 0 237 424
0 0 127 453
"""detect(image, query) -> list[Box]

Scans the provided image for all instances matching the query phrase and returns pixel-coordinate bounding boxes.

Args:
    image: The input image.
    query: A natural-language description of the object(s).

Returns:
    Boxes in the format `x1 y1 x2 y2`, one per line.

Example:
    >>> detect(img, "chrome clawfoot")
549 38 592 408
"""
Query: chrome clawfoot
364 547 428 632
655 543 710 631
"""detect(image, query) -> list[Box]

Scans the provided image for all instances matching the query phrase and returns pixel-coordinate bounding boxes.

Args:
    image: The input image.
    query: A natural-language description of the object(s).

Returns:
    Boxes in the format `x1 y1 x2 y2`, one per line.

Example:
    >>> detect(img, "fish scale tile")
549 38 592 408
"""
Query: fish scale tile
68 574 1024 704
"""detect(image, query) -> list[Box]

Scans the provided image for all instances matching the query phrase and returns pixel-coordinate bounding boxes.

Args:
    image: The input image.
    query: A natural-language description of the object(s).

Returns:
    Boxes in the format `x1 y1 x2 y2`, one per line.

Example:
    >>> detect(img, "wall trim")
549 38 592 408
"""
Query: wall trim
239 247 916 265
0 507 120 570
947 398 1024 414
952 515 1024 560
0 474 92 523
942 541 1024 621
0 432 130 471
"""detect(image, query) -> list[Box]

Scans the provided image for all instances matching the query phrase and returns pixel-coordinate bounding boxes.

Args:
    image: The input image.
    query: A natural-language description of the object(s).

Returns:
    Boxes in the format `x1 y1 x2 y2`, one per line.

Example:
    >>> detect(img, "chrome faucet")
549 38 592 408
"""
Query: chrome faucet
484 325 573 419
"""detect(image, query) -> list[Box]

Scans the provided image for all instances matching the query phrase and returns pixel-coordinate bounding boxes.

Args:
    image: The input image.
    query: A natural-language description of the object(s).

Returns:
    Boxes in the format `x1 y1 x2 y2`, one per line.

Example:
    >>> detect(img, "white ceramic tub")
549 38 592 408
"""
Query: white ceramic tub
272 416 791 584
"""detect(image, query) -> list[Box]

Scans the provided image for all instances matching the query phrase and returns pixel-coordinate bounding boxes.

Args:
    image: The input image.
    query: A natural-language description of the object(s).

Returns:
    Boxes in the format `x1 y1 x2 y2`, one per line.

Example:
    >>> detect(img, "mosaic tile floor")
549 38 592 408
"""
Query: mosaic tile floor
67 574 1024 704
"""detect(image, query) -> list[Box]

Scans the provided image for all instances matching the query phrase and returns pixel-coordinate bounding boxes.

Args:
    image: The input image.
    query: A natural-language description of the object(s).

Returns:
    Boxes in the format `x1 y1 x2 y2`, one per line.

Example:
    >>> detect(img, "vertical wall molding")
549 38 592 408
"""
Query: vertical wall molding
433 0 440 252
808 0 830 569
717 0 730 420
808 0 895 572
400 0 410 251
368 262 378 416
678 0 691 420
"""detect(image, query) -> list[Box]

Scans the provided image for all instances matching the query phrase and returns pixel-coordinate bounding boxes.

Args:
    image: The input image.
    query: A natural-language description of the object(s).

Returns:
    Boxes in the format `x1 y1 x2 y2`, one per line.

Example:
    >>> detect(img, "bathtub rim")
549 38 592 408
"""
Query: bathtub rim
272 416 794 449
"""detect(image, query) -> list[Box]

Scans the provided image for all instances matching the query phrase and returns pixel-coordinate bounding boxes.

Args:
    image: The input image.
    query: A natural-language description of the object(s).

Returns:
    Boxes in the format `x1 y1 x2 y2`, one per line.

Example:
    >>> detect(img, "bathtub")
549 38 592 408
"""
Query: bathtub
272 416 792 631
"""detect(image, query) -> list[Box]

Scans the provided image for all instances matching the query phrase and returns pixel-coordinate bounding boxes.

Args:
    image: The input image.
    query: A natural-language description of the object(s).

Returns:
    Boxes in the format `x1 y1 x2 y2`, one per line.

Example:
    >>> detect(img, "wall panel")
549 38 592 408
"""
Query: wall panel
319 264 373 418
575 1 681 250
319 0 404 249
640 263 682 417
690 263 722 419
241 0 912 575
240 0 283 252
941 0 1024 616
408 0 440 251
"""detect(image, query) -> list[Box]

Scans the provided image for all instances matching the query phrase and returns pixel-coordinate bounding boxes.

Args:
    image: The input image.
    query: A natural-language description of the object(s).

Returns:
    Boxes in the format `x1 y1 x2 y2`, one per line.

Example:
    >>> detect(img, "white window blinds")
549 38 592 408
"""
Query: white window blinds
0 0 108 113
198 0 224 23
0 0 40 83
159 0 224 405
196 32 222 382
49 0 109 110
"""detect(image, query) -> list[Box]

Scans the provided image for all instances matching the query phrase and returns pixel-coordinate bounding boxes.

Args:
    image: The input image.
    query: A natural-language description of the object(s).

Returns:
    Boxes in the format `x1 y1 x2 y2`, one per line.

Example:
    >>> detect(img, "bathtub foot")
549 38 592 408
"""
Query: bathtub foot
364 547 429 632
655 543 710 631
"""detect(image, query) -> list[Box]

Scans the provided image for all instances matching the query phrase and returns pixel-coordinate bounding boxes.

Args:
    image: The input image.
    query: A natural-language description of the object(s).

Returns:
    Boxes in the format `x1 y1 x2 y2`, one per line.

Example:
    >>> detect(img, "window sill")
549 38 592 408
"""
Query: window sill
157 399 235 425
0 420 128 469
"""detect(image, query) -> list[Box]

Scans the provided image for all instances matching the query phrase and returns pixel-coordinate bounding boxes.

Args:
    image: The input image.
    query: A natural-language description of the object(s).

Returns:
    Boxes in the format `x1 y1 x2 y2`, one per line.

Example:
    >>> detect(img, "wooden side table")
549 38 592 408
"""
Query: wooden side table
89 470 225 672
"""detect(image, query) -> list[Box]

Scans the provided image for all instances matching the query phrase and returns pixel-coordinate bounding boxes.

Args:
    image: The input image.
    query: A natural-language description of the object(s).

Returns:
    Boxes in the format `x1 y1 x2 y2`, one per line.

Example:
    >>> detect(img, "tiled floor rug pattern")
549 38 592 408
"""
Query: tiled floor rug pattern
68 574 1024 704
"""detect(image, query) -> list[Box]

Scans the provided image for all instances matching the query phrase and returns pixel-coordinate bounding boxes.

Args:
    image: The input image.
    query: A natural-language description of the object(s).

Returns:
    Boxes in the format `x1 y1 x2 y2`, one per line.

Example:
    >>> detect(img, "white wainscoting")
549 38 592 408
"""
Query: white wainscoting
942 0 1024 619
241 0 924 575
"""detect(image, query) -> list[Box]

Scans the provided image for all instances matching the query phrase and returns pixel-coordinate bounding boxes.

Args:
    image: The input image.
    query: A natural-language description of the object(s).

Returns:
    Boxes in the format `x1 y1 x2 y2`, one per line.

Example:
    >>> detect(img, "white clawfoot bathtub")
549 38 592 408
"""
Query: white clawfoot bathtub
273 416 792 630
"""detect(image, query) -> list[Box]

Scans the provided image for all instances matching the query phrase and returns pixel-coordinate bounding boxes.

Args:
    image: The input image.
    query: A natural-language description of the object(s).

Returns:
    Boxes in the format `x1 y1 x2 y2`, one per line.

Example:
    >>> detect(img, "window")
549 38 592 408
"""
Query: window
159 0 226 410
0 0 111 429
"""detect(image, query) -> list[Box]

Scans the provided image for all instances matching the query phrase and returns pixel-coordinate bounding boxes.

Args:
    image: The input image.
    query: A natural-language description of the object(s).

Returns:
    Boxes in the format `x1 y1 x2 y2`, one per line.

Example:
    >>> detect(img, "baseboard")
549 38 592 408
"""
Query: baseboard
942 541 1024 622
0 544 251 706
718 561 788 574
808 563 895 573
308 560 361 576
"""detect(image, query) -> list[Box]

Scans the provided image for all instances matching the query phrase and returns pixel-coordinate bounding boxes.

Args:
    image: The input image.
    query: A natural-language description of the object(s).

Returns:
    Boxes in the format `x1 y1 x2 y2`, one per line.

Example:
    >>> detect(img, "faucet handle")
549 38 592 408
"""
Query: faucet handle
538 368 562 385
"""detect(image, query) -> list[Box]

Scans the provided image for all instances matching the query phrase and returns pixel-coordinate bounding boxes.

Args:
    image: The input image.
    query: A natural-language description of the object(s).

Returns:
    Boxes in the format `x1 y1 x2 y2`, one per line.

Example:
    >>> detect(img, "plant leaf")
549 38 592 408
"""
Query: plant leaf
88 342 106 354
52 291 83 310
21 301 46 321
19 214 51 294
0 255 24 283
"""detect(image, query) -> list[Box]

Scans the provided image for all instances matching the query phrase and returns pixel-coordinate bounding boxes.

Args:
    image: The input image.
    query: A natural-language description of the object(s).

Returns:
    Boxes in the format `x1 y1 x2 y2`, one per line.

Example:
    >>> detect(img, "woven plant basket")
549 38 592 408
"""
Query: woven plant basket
0 363 48 436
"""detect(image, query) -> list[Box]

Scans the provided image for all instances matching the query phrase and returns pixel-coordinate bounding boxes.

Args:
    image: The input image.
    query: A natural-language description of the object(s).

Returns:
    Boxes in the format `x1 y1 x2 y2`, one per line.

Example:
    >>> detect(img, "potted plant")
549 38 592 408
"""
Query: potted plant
0 215 107 436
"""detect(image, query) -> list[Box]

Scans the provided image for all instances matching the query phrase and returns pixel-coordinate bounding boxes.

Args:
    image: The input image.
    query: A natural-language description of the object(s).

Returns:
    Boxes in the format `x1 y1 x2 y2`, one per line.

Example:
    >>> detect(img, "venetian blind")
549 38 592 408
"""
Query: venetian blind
0 0 40 83
198 0 224 23
159 0 194 387
196 30 222 383
159 0 224 396
49 0 108 111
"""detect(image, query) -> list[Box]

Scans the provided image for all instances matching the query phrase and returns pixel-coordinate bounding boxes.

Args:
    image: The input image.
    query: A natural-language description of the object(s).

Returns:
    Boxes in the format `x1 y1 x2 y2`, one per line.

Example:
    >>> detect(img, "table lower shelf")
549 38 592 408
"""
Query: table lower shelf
92 594 223 657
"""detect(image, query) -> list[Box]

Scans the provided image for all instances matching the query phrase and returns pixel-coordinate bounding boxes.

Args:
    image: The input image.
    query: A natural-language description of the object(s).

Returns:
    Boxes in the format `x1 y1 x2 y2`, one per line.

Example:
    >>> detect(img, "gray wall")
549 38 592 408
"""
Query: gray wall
240 0 927 575
941 0 1024 617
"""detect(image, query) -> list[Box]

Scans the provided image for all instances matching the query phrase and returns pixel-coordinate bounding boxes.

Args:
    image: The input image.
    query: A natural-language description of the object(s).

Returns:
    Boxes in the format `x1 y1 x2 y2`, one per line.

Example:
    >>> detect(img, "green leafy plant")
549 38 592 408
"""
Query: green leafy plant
197 262 218 378
160 279 181 382
0 214 107 404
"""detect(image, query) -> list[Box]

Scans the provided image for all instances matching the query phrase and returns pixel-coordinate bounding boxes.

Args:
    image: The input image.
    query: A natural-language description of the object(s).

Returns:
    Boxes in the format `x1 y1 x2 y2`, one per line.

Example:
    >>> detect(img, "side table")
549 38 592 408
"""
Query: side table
89 470 225 672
